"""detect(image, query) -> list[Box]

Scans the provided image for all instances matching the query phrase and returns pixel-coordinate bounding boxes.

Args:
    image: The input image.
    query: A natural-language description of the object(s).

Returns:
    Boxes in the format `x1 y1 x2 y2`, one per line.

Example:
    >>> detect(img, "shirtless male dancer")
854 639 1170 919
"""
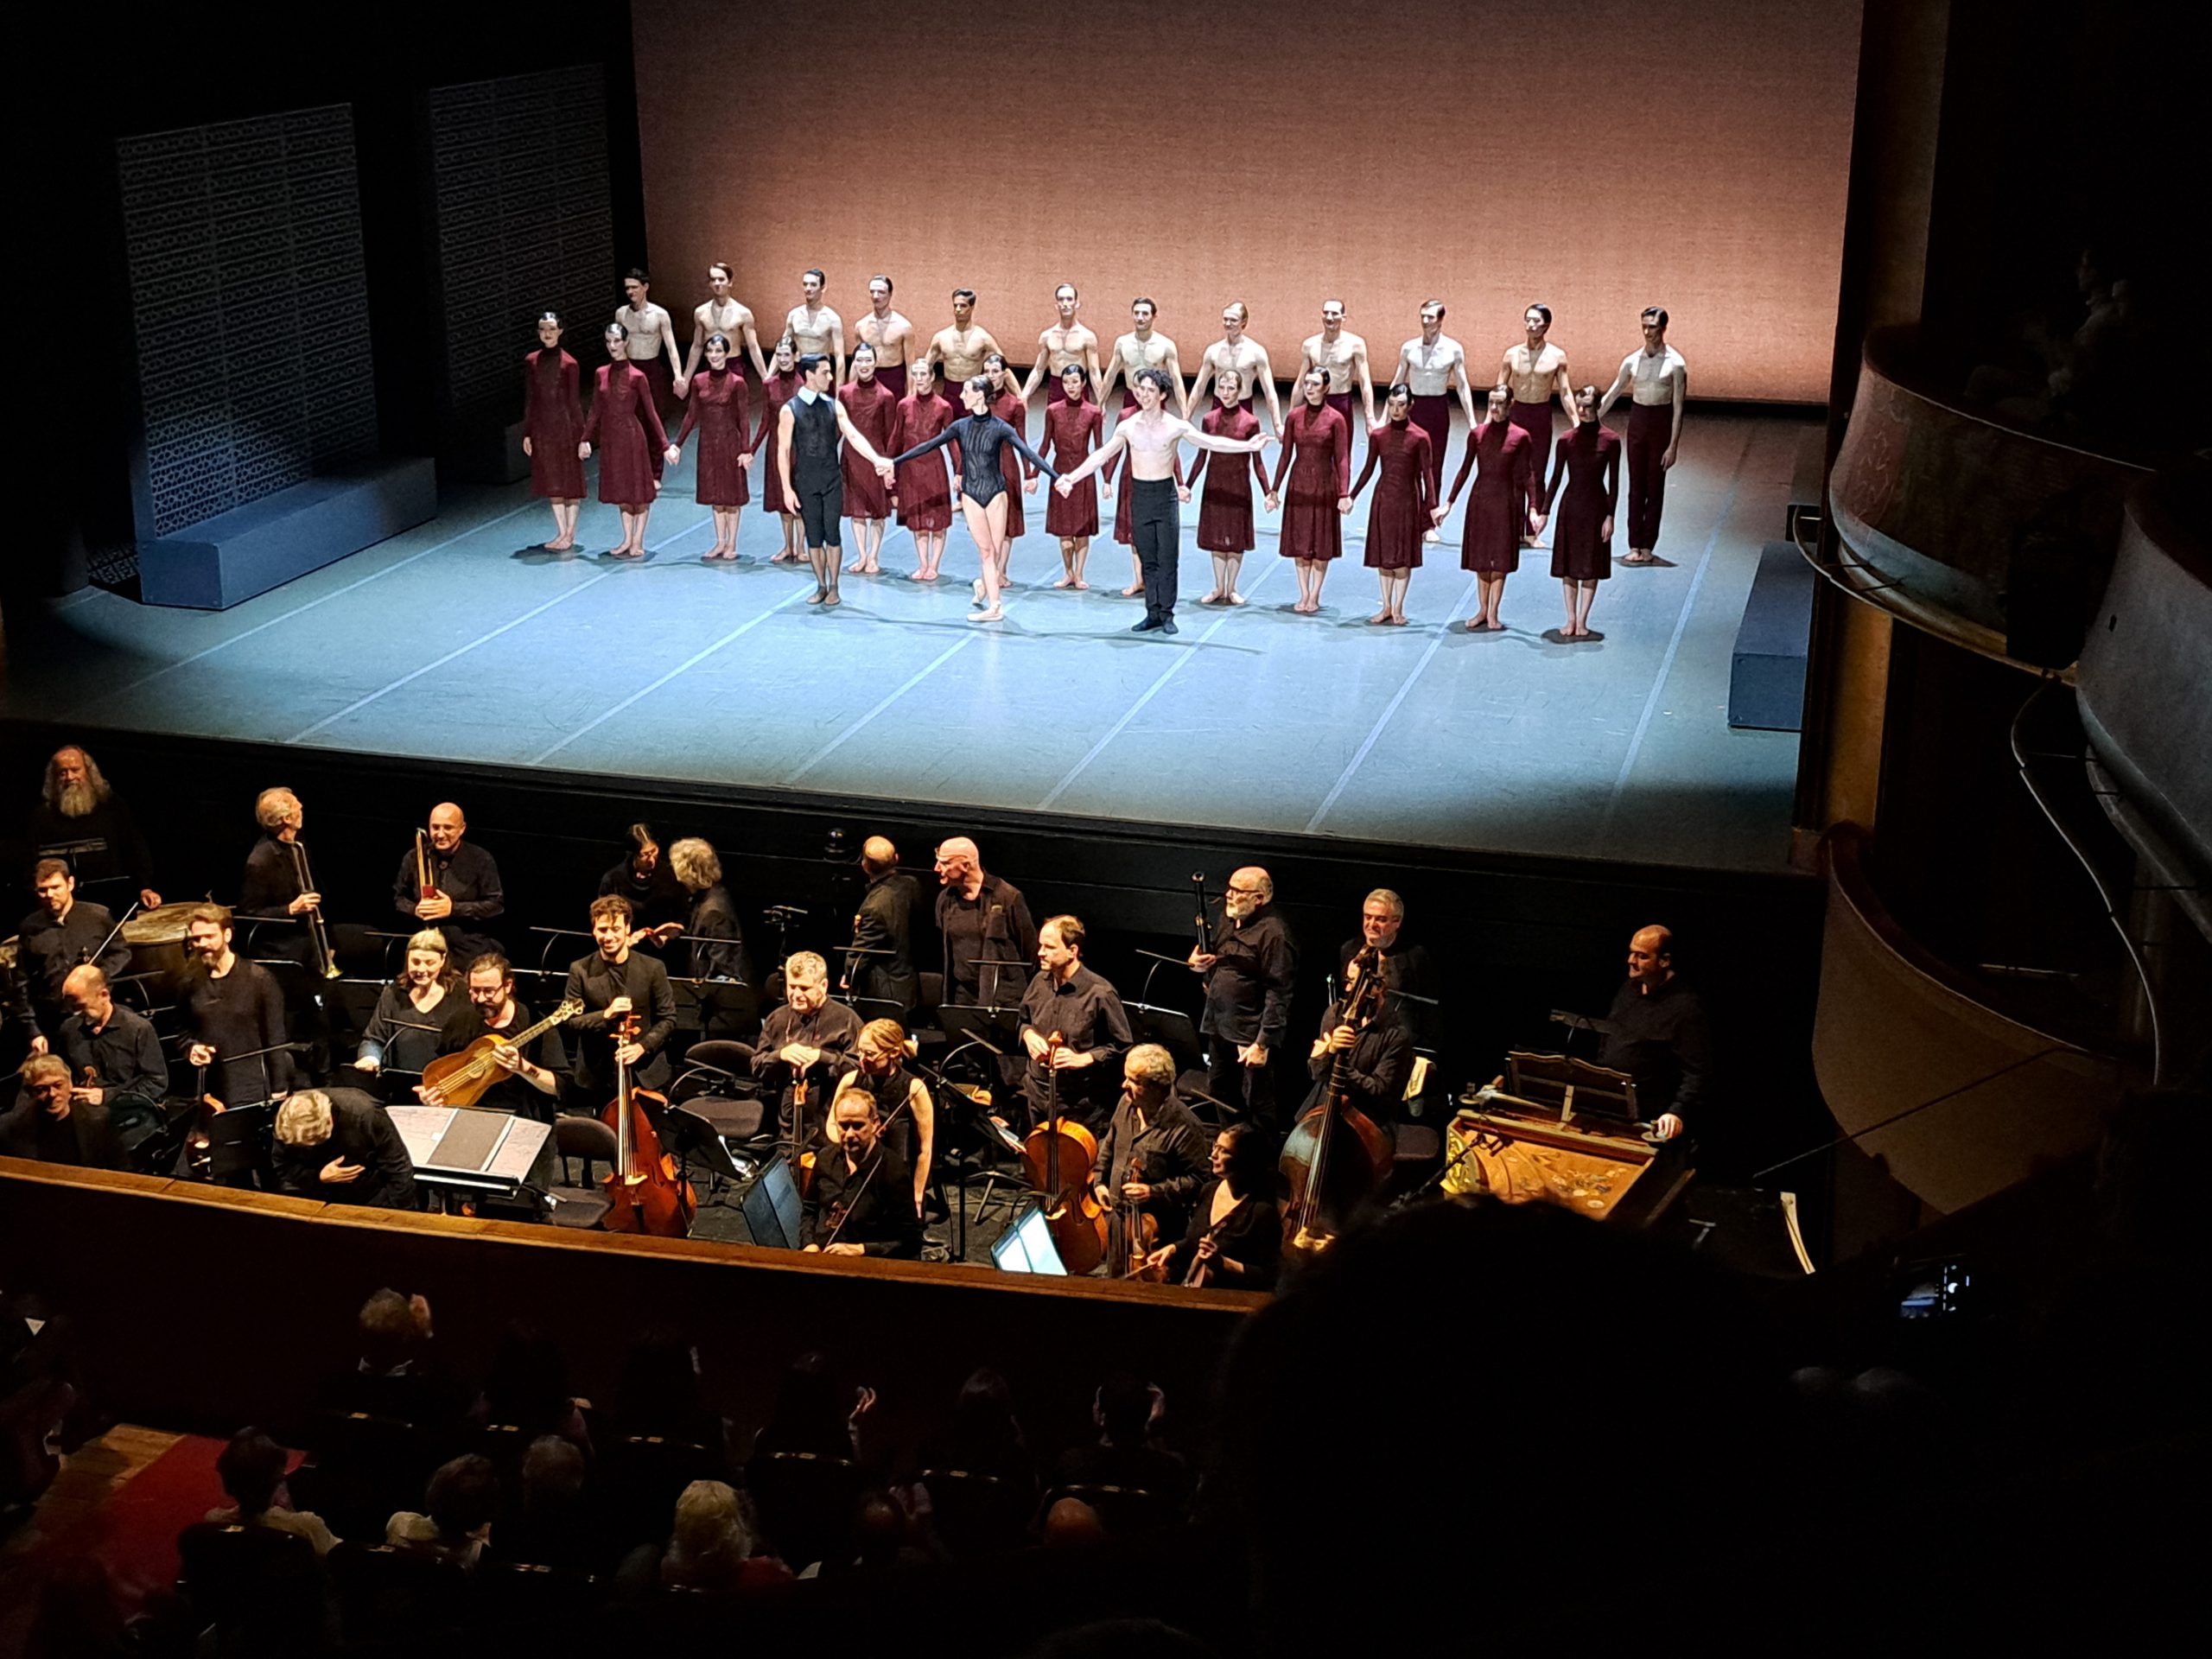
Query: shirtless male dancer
1595 305 1687 564
925 289 1009 411
786 269 845 383
1393 300 1478 537
675 261 769 396
1095 298 1188 596
1498 302 1574 543
1018 283 1103 404
616 269 682 420
852 275 916 398
1054 367 1271 637
1186 302 1284 431
1299 299 1377 431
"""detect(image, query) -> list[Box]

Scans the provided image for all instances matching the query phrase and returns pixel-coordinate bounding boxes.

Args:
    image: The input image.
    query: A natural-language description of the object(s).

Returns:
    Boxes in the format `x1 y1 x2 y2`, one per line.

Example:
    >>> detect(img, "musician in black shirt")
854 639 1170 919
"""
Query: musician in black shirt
664 837 748 983
9 861 131 1051
27 746 160 911
563 896 677 1098
1190 866 1298 1127
844 836 918 1015
1148 1123 1284 1291
1018 915 1132 1129
1306 963 1413 1127
933 836 1036 1008
237 788 321 938
743 951 862 1143
270 1089 416 1210
181 906 293 1106
56 965 167 1116
1091 1043 1211 1247
803 1085 922 1258
391 803 505 963
598 824 689 951
421 954 567 1122
1597 925 1711 1143
1336 888 1438 1048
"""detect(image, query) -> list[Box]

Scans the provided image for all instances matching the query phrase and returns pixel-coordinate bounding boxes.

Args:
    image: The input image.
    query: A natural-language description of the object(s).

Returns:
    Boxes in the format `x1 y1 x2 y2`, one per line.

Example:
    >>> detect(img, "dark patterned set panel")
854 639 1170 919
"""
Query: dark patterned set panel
118 105 377 538
429 66 614 421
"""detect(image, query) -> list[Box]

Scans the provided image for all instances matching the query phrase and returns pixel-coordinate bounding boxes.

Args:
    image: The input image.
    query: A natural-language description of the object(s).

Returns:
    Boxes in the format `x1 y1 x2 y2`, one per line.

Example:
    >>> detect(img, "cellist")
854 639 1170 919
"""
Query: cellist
1016 916 1131 1130
563 896 677 1102
1091 1044 1211 1256
1306 973 1414 1126
803 1085 922 1258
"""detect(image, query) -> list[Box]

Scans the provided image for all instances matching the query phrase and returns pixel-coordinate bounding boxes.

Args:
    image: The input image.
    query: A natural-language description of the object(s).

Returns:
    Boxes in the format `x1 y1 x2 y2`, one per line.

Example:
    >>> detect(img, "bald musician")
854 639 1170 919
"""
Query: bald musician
57 964 167 1117
1596 925 1710 1143
844 836 919 1015
802 1084 921 1258
1188 867 1297 1126
933 836 1037 1009
392 802 505 962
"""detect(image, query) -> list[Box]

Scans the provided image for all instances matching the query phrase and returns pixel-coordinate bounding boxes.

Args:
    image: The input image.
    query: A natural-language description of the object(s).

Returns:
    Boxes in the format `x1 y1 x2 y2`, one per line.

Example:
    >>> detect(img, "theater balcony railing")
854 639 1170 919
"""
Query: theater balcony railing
1822 324 2153 674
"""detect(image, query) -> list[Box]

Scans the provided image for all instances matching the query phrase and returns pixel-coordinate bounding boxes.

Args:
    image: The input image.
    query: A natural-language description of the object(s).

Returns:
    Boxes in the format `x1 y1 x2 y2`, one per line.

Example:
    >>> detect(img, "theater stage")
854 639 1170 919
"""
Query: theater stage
14 409 1812 872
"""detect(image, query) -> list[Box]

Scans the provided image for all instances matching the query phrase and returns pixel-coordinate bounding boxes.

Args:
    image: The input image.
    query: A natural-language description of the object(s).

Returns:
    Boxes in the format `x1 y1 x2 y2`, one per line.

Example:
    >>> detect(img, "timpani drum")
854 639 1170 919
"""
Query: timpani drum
123 903 197 995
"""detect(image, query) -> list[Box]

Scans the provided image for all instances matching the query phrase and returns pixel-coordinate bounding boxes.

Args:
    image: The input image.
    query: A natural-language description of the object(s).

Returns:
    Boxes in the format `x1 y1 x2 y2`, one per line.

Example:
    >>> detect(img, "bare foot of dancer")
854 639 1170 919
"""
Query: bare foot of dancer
1073 580 1090 590
1225 591 1246 606
1122 582 1142 597
1054 575 1076 588
969 606 1003 623
1368 611 1391 625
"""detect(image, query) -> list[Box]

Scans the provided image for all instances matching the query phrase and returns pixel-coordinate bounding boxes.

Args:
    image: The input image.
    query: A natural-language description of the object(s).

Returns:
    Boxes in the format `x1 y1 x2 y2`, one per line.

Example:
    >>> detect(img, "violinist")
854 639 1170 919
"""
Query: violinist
742 952 862 1142
1306 969 1413 1126
802 1085 922 1258
1017 916 1131 1129
1091 1043 1211 1247
1147 1123 1283 1291
57 966 167 1116
1 1053 127 1169
563 895 677 1099
833 1018 933 1216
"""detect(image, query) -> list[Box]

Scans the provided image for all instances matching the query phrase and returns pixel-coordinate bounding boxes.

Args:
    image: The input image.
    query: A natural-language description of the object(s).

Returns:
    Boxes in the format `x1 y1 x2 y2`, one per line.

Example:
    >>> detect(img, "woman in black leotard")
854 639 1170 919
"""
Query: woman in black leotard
880 376 1058 622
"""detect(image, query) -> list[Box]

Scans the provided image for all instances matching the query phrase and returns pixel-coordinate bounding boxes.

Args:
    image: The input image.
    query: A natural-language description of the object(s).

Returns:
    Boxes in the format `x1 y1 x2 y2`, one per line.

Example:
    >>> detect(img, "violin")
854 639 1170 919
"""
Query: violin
1020 1033 1109 1274
600 1011 696 1236
1183 1193 1250 1288
1114 1154 1163 1281
1279 946 1395 1260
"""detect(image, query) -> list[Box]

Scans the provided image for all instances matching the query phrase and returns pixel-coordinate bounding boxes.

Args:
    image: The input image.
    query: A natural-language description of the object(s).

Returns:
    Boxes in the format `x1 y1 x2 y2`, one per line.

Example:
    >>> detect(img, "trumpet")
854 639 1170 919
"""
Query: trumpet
286 838 341 980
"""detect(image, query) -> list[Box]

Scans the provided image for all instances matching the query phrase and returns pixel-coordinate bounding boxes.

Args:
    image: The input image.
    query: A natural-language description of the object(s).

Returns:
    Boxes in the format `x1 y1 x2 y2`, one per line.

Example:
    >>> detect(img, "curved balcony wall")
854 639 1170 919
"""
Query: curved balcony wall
1826 327 2150 669
1812 827 2123 1214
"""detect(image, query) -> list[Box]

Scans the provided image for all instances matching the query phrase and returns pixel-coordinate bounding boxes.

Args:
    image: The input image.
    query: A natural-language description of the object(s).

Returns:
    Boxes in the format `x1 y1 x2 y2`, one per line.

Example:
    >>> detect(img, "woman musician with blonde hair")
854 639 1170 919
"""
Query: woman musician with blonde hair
353 929 468 1084
833 1018 935 1217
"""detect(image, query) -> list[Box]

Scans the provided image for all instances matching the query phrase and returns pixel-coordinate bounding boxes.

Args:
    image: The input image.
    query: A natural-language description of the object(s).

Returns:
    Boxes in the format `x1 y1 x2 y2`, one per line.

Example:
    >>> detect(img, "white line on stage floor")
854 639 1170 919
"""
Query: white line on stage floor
1035 559 1285 811
1304 573 1483 834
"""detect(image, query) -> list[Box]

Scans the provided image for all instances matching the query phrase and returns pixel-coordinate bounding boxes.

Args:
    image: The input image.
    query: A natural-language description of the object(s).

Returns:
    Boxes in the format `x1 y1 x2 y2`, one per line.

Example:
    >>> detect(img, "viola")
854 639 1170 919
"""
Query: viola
1020 1033 1109 1275
600 1011 696 1236
1279 947 1395 1260
1114 1154 1163 1281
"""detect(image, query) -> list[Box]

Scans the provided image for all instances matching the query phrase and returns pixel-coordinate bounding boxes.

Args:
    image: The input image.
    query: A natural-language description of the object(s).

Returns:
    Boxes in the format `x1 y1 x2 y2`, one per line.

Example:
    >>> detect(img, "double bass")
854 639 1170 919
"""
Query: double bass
1279 946 1395 1259
1020 1033 1109 1274
600 1012 696 1236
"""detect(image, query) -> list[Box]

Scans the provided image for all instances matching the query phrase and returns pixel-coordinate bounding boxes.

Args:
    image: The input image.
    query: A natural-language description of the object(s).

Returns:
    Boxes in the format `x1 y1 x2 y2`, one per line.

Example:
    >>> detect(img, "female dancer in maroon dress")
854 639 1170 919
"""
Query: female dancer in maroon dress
1037 364 1103 588
522 312 585 551
1266 369 1354 615
1537 387 1622 639
664 332 754 560
1347 385 1434 625
1433 386 1535 632
888 358 957 582
838 343 899 575
759 336 804 564
578 322 670 560
1184 369 1270 606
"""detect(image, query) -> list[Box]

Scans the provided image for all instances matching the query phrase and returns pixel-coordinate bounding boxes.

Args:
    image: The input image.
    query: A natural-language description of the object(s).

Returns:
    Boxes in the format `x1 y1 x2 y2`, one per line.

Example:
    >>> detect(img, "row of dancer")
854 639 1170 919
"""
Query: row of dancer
521 283 1685 634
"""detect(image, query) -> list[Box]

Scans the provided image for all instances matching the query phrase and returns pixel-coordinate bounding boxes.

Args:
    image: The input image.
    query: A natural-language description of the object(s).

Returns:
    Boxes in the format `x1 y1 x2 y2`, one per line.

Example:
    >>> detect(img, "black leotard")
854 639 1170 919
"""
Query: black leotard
888 413 1057 506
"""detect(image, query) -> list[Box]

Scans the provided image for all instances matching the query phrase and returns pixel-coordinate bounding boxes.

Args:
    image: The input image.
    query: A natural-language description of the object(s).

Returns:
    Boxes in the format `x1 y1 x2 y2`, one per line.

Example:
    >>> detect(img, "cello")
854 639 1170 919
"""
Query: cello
1020 1033 1109 1274
600 1012 696 1236
1279 946 1395 1260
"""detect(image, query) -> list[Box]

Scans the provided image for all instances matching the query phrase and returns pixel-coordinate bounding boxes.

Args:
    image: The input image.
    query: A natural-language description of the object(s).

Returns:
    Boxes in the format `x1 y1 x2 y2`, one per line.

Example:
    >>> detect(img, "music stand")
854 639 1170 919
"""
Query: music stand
937 1004 1024 1051
1503 1051 1642 1126
1124 1002 1201 1072
672 976 760 1036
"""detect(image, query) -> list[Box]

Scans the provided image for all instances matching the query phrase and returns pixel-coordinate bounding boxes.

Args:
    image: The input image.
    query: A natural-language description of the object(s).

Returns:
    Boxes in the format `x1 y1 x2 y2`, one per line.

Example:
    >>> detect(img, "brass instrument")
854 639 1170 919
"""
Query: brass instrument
286 838 340 979
415 828 438 900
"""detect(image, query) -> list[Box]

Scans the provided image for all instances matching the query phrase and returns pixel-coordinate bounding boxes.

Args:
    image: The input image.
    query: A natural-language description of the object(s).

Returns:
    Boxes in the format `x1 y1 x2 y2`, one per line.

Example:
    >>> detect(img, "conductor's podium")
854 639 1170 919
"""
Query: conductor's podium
1444 1052 1693 1227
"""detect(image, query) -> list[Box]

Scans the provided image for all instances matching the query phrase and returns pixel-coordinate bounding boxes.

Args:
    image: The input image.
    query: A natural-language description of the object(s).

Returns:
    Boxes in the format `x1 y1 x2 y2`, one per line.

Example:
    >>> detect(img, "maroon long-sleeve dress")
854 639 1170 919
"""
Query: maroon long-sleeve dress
1542 423 1623 580
758 368 801 515
582 363 669 509
1441 419 1534 575
838 378 898 518
524 348 586 499
1185 402 1268 553
989 388 1032 537
672 365 753 507
891 391 957 531
1351 421 1433 571
1271 402 1351 563
1039 398 1103 537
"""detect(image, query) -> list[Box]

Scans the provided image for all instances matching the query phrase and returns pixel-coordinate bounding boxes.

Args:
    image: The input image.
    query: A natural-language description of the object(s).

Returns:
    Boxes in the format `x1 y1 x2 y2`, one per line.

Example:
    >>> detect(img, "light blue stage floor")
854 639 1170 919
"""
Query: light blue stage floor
15 411 1811 870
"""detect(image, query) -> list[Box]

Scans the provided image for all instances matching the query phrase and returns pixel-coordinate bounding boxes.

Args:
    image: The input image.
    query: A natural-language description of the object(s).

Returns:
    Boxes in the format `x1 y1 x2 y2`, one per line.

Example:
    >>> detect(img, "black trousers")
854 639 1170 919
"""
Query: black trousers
798 478 843 547
1131 476 1179 622
1205 1036 1278 1128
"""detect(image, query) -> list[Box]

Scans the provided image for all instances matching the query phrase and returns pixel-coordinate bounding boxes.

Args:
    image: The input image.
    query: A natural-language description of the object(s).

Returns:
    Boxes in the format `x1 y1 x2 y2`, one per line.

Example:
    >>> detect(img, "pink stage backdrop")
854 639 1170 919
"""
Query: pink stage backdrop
633 0 1858 404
